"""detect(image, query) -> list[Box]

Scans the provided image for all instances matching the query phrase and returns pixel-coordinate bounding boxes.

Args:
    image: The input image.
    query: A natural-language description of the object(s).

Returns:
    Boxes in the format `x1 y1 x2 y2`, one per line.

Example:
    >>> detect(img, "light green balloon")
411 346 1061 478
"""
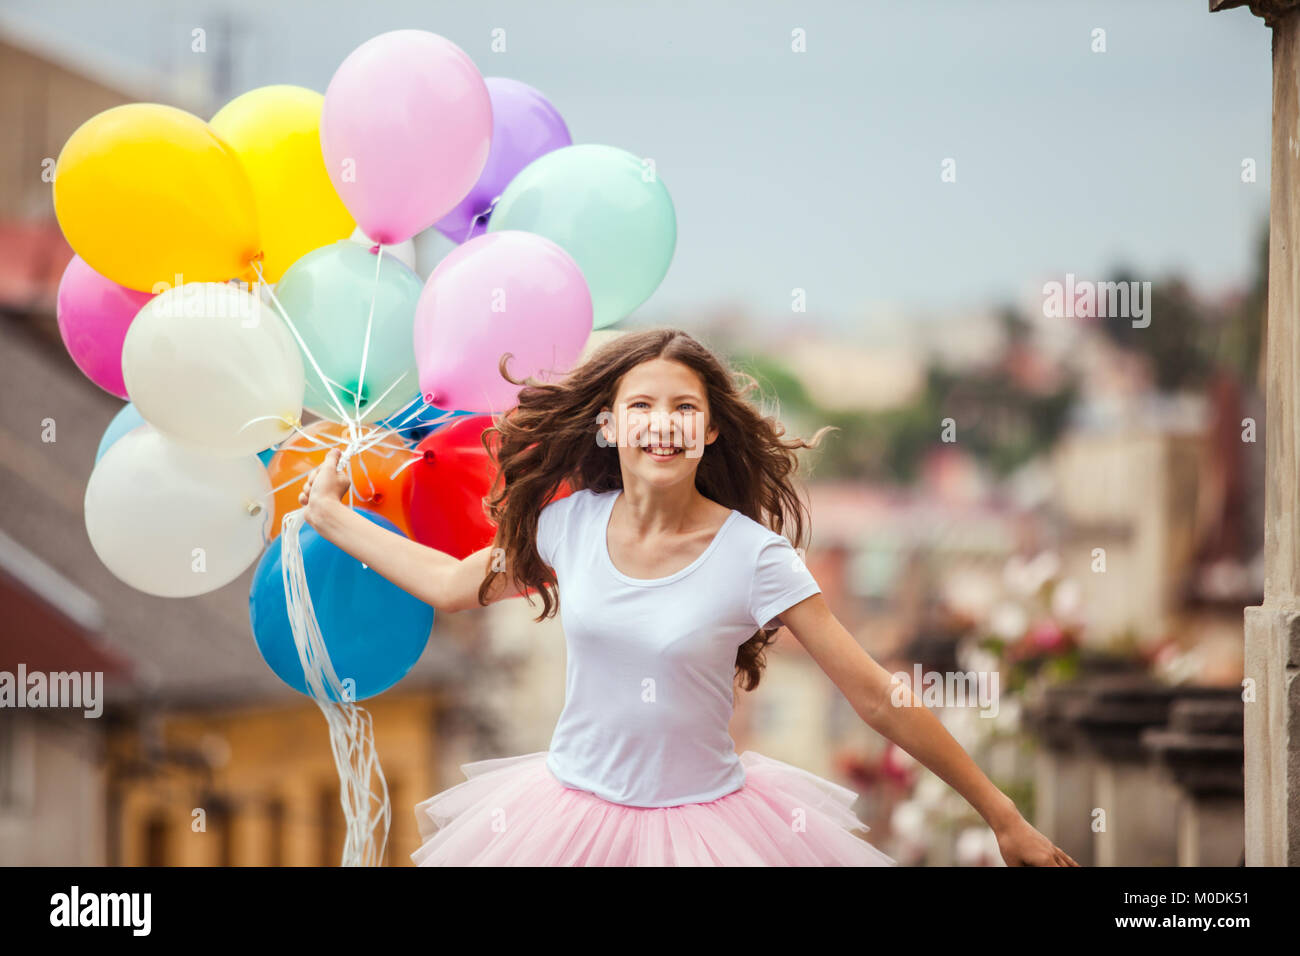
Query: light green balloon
275 240 423 423
488 144 676 329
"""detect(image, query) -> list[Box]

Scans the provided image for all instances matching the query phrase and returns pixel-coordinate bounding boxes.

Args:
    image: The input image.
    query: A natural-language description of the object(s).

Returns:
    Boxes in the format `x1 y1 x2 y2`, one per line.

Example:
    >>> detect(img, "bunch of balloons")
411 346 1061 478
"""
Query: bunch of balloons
57 29 677 701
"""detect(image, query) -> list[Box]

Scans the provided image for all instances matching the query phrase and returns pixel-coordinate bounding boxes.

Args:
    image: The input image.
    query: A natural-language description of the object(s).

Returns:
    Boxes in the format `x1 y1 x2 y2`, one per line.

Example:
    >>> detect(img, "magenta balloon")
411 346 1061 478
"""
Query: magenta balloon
320 30 493 245
414 231 592 414
434 77 572 244
56 255 154 398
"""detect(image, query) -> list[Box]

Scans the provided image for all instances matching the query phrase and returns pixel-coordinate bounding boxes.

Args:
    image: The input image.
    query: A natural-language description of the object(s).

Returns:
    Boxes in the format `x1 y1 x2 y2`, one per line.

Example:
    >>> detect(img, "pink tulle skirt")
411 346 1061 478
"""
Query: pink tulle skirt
411 750 897 866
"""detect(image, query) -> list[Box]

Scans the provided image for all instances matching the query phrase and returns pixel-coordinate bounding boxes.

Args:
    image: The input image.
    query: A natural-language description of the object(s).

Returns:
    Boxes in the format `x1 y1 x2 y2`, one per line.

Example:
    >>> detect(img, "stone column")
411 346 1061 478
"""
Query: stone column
1211 0 1300 866
1142 694 1245 866
1072 678 1180 866
1023 682 1099 866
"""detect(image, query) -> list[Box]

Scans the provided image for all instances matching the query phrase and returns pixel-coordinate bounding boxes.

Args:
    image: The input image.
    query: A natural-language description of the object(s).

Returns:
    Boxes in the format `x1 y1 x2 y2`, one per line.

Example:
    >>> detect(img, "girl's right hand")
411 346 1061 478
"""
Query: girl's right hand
299 448 352 529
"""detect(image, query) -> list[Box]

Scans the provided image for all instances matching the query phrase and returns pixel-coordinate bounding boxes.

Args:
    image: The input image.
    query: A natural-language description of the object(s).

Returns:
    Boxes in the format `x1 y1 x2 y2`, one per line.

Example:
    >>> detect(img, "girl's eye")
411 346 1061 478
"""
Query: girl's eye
678 403 697 411
629 401 650 409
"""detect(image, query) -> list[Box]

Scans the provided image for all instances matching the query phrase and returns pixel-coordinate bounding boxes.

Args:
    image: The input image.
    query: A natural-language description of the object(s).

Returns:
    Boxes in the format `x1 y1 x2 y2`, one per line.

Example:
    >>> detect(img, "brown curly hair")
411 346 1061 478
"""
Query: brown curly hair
477 327 833 691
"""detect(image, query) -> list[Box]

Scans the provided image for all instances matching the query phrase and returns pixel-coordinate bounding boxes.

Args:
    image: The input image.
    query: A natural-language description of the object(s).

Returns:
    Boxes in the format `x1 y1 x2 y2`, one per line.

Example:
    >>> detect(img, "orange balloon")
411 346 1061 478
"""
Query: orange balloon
267 421 415 539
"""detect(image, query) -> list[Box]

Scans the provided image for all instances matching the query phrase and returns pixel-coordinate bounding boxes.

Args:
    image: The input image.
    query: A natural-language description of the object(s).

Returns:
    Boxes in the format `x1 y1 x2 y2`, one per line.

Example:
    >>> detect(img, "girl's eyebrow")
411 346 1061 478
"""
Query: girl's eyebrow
622 394 702 403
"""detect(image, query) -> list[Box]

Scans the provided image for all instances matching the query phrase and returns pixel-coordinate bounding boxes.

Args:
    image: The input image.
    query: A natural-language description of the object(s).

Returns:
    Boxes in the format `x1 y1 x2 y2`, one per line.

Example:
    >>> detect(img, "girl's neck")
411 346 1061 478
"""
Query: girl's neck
613 480 725 535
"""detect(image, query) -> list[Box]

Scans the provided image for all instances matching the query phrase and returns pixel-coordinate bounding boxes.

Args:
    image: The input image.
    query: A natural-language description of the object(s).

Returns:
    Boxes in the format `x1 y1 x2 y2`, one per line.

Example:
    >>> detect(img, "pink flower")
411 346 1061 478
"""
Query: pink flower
1024 619 1068 655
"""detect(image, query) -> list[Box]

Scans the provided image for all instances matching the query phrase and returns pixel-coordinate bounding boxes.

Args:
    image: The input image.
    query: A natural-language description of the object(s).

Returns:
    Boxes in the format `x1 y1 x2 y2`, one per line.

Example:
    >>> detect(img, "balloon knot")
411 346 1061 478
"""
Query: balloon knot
369 243 381 255
422 450 436 464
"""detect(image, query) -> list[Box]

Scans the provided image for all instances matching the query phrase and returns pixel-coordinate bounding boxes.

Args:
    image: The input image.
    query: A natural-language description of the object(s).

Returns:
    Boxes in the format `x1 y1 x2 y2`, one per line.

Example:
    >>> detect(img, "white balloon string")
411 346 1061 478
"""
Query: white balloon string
280 508 390 867
351 417 420 458
386 391 431 422
237 413 296 438
252 260 359 430
320 372 360 400
376 422 436 440
359 371 410 425
253 261 400 866
353 247 384 423
378 418 455 440
267 466 318 498
251 431 417 508
367 400 458 443
387 452 425 480
250 255 466 866
352 439 410 457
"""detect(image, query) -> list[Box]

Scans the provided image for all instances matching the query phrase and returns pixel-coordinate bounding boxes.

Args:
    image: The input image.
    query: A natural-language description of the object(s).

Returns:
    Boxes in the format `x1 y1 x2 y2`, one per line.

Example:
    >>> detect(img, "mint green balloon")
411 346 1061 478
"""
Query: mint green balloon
488 144 675 329
275 240 423 423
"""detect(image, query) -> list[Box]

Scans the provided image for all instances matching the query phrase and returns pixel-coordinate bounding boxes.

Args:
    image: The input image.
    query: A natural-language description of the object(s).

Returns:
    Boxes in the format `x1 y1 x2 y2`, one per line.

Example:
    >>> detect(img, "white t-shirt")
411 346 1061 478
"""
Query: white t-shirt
536 487 822 807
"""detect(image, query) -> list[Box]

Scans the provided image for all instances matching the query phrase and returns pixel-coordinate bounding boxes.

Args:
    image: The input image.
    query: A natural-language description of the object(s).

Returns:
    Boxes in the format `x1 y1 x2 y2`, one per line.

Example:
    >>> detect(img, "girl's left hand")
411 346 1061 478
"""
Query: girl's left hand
994 814 1080 866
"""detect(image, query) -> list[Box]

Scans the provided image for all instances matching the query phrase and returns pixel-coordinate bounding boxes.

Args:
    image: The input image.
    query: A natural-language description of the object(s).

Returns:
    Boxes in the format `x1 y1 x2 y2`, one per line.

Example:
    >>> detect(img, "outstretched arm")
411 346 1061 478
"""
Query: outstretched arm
779 592 1078 867
300 447 523 613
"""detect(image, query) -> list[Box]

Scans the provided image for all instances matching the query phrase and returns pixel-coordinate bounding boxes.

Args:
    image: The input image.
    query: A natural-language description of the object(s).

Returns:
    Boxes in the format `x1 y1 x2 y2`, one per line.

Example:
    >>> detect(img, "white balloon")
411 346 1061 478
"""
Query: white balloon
85 425 271 598
349 226 416 272
122 282 305 457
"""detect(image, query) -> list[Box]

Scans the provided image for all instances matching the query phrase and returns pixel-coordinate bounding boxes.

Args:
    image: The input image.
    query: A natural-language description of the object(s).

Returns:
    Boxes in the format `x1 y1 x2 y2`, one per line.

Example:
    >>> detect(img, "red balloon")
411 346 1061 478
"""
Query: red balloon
407 415 500 558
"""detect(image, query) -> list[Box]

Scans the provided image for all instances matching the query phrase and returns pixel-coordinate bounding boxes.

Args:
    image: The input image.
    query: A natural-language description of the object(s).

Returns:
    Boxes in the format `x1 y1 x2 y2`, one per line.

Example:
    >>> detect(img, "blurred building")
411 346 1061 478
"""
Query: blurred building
1047 327 1259 682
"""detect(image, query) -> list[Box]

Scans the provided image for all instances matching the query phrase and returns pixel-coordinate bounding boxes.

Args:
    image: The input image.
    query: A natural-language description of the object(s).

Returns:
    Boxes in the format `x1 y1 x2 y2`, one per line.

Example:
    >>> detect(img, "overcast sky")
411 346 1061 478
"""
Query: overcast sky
1 0 1273 338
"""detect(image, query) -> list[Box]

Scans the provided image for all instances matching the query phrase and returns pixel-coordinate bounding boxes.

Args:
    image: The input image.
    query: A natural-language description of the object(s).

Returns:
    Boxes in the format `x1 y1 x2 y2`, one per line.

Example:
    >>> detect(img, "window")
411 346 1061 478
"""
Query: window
144 811 168 866
0 717 35 815
266 796 285 867
317 783 341 866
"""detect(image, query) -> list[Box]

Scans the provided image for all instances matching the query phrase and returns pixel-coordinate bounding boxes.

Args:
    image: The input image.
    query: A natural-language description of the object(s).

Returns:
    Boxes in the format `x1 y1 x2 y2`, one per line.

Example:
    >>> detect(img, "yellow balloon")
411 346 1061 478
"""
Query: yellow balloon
211 86 356 282
53 104 261 292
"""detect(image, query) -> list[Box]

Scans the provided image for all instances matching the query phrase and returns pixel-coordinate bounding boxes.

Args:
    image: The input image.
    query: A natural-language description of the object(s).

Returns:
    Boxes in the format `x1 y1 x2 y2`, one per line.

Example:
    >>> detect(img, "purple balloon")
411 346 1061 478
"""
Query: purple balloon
435 77 572 244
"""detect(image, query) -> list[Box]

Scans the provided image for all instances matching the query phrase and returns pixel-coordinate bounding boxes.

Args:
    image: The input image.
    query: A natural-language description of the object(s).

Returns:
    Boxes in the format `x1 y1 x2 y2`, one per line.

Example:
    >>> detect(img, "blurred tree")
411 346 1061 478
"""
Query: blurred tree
736 320 1077 483
732 224 1266 485
1092 222 1267 393
1215 219 1267 389
1094 267 1214 391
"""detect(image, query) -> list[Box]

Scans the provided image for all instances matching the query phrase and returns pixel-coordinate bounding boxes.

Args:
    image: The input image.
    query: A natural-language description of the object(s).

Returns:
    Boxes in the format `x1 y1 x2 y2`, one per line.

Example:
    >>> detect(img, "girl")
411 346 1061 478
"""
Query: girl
300 328 1078 867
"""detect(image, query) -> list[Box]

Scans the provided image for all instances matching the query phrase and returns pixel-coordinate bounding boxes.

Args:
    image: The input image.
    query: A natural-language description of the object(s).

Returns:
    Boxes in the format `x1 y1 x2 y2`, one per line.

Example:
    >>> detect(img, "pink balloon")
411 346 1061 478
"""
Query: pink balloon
414 231 593 414
321 30 493 246
56 255 154 398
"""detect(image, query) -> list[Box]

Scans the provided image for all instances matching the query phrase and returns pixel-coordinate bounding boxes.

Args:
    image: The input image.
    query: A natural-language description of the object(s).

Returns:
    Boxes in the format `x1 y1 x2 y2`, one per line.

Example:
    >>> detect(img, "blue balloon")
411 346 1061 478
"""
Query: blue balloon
379 397 475 443
95 403 145 462
249 509 433 701
99 403 280 466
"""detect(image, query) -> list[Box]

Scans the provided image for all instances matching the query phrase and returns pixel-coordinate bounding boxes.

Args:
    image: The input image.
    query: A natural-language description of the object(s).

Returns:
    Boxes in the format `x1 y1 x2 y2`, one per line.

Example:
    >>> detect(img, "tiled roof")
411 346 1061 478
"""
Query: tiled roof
0 220 68 315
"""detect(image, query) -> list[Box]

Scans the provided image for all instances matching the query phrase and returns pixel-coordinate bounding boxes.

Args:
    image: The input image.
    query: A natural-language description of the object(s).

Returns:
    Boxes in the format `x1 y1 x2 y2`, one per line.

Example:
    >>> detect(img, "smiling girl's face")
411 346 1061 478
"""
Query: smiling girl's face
600 357 719 487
